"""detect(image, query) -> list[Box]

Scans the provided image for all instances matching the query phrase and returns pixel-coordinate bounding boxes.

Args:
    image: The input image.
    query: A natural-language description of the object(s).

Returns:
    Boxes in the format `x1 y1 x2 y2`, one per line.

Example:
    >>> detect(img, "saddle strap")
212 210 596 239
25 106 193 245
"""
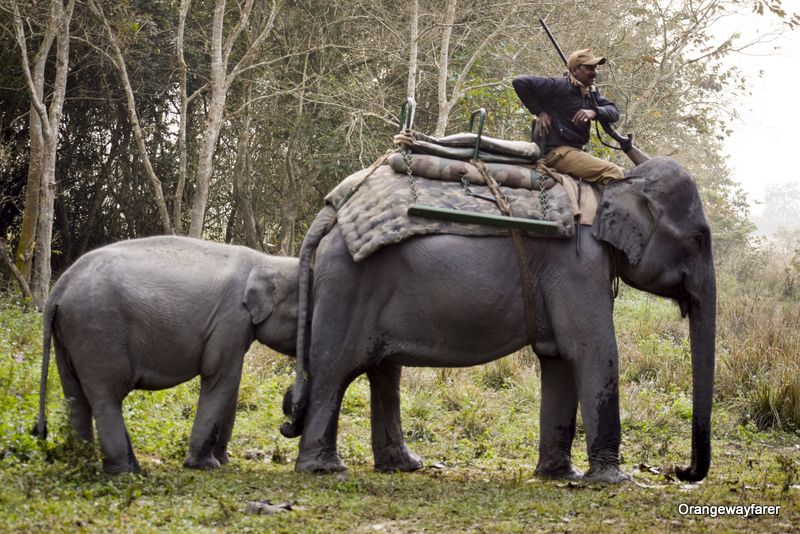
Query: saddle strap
472 160 538 344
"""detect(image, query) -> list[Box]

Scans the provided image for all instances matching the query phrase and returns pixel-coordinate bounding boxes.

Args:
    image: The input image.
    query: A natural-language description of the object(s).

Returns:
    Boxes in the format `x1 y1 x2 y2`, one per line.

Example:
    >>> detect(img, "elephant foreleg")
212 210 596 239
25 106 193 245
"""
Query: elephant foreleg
535 356 581 480
367 361 422 472
211 394 238 465
184 357 243 470
572 351 630 483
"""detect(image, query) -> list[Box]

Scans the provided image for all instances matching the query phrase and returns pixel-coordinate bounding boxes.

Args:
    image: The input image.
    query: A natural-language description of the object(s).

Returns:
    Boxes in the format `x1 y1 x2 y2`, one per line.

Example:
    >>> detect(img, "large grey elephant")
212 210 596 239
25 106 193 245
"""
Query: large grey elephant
33 236 299 474
281 156 716 483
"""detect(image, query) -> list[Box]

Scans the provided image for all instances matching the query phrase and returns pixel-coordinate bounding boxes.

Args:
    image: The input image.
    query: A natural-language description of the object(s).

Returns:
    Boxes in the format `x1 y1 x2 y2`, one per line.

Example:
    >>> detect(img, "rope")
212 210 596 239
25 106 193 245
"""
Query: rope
472 159 513 216
472 159 538 345
352 130 541 343
346 147 399 199
346 128 415 205
393 129 415 148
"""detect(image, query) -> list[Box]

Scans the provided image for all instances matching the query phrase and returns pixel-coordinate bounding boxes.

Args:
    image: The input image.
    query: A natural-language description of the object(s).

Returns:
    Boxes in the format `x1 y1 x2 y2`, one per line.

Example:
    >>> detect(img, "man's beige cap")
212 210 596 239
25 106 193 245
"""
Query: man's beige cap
567 49 606 69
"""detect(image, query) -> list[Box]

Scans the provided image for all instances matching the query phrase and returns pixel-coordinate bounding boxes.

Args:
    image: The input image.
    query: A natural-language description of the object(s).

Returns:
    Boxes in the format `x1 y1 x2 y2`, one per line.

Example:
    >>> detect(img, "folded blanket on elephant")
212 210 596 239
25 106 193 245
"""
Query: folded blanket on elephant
405 131 541 164
386 153 600 226
325 158 601 263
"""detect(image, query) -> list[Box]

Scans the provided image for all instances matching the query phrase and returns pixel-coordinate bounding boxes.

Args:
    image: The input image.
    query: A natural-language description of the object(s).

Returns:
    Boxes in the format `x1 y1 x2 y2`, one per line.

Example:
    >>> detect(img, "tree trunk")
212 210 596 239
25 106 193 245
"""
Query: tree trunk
174 0 192 234
15 0 75 308
88 0 173 235
188 0 228 238
0 238 32 301
432 0 520 138
188 0 283 238
55 173 73 265
224 204 237 244
15 102 44 280
230 80 261 250
14 23 55 279
434 0 457 137
76 175 108 258
277 145 299 256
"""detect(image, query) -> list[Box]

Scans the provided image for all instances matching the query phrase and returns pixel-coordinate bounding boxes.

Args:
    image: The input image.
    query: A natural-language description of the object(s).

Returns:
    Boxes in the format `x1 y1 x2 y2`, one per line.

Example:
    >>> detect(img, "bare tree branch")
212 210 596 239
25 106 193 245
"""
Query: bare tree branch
87 0 173 234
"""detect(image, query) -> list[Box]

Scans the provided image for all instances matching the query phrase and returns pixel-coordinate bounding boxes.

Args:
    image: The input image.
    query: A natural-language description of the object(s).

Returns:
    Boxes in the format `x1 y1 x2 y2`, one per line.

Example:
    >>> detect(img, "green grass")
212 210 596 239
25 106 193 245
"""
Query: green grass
0 288 798 532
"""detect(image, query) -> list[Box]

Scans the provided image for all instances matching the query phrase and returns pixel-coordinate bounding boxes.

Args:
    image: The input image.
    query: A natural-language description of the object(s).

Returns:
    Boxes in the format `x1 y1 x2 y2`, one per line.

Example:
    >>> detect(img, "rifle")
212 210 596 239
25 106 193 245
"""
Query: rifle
538 18 650 165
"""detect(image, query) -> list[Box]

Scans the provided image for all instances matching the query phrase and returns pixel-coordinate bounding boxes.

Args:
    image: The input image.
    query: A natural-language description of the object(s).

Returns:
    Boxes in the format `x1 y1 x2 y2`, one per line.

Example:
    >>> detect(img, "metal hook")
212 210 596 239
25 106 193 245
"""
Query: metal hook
468 108 486 160
399 96 416 132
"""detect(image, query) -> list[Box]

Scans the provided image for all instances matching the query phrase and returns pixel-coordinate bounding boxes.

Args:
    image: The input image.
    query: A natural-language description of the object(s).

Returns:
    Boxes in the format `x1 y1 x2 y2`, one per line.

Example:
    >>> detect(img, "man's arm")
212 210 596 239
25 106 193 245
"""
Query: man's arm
512 75 561 134
591 91 620 123
511 75 560 116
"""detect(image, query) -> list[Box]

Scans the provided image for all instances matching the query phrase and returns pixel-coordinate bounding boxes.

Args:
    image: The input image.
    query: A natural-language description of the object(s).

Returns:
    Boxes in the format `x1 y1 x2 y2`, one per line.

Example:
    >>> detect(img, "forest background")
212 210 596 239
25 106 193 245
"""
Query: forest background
2 0 798 307
0 1 799 531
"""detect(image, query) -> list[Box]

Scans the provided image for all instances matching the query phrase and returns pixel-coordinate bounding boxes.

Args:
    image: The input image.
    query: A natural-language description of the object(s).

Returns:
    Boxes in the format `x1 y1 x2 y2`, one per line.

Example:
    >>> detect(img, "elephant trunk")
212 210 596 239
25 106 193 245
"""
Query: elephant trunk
676 268 716 482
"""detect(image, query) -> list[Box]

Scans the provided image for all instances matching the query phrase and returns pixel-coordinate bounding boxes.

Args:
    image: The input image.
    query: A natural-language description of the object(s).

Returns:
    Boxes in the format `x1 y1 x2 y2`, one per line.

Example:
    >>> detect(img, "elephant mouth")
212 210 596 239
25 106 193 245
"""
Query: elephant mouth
678 273 694 317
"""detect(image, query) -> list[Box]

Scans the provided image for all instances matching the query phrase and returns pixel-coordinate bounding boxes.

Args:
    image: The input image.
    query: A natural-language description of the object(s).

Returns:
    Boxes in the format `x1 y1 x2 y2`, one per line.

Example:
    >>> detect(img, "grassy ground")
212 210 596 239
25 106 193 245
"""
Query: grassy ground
0 283 798 532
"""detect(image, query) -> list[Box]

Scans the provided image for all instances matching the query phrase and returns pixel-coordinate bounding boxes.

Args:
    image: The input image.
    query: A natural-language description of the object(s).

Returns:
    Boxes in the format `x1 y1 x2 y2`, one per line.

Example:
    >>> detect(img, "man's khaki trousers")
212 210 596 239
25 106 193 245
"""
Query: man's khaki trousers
542 146 624 185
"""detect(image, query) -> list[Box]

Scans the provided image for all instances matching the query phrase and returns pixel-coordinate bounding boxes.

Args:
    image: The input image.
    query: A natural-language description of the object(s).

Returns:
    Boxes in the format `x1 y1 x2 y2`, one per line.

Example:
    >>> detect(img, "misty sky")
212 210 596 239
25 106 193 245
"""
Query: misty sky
717 16 800 219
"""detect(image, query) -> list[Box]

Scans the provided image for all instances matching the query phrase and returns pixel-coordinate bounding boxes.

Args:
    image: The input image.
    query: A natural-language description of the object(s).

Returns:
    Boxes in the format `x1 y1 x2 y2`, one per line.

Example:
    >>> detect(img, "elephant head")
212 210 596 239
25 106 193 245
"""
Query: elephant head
593 157 716 482
244 258 300 357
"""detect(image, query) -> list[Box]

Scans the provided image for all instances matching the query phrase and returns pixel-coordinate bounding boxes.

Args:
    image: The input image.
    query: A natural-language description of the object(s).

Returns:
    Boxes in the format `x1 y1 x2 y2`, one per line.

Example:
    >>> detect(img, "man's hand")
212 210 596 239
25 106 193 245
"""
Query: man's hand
572 109 597 125
536 111 552 135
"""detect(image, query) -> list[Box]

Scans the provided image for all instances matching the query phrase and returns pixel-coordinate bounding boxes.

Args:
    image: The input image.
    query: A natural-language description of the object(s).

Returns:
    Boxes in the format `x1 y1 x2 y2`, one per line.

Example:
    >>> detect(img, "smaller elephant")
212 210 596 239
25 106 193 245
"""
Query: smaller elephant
32 236 298 474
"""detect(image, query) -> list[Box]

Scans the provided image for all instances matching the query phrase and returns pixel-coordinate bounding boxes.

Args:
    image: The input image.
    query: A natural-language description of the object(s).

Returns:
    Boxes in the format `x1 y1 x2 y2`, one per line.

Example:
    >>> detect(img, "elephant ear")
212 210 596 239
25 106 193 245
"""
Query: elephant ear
244 265 277 325
591 176 655 265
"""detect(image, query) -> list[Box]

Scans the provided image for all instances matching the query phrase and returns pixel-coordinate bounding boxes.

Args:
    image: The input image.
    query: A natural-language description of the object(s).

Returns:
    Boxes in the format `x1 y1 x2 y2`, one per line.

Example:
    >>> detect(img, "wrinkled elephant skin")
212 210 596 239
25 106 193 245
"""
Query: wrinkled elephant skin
34 236 298 474
284 157 716 484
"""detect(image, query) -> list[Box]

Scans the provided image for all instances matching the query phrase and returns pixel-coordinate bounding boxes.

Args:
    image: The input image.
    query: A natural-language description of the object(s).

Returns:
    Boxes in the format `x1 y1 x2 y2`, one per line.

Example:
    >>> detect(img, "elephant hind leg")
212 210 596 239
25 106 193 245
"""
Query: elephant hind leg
367 361 421 472
92 397 140 474
54 343 93 442
294 364 353 473
535 356 582 480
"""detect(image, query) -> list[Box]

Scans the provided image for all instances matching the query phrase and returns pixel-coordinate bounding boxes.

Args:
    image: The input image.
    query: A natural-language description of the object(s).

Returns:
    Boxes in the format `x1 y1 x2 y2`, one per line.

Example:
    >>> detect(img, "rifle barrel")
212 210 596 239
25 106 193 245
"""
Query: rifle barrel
538 19 568 67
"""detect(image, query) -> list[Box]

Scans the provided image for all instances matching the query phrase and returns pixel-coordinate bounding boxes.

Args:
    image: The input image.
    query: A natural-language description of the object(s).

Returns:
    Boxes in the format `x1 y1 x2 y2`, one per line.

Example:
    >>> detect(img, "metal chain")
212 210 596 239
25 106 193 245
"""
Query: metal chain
460 174 473 195
402 147 418 203
460 170 499 204
538 173 549 219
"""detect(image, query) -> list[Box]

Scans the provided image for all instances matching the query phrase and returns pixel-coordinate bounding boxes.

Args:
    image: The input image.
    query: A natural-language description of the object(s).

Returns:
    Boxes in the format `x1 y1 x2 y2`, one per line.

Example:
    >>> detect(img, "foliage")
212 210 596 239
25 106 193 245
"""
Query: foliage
1 285 799 531
1 0 795 283
1 2 799 528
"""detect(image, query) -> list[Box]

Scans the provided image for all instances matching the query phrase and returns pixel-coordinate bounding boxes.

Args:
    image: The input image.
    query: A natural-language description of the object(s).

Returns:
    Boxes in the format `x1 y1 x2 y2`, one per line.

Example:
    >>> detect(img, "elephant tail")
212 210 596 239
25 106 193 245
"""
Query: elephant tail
32 299 57 439
280 204 337 438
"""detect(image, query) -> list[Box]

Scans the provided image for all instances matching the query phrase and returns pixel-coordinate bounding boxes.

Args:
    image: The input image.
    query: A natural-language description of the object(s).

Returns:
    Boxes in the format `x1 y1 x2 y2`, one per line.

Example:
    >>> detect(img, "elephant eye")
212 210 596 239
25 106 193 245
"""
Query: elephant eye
692 230 708 250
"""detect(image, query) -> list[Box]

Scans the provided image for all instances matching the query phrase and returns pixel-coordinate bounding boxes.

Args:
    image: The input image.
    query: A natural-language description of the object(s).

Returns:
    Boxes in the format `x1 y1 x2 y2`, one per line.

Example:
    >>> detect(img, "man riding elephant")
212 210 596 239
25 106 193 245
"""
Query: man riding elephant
512 48 625 185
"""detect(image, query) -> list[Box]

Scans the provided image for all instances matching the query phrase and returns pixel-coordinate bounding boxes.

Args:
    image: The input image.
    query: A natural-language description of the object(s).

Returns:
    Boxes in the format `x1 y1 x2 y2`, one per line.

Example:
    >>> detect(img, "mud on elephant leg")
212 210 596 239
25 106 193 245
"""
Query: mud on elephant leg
534 356 582 480
367 361 422 472
294 364 353 473
572 353 630 484
211 400 238 465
